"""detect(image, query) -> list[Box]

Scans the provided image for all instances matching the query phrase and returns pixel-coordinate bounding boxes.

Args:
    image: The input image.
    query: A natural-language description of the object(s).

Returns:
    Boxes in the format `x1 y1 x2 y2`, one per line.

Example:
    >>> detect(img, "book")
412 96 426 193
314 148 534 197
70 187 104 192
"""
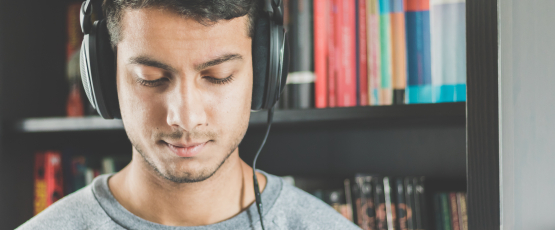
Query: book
456 192 468 230
430 0 466 103
34 152 47 215
390 0 407 104
433 193 443 230
366 0 382 105
344 179 355 221
383 177 396 230
449 192 460 230
337 0 357 107
404 177 415 230
328 0 341 107
288 0 315 109
413 177 427 230
395 178 408 230
44 151 64 207
439 193 452 230
374 177 387 230
354 174 377 230
314 0 329 108
378 0 393 105
102 156 116 174
65 2 85 117
405 0 432 104
357 0 369 106
71 155 87 192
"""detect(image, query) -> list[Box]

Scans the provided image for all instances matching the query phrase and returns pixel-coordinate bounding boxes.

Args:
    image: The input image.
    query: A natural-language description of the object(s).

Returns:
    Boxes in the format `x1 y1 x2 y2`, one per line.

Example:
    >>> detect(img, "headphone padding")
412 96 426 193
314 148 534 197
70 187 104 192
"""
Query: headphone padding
96 20 120 118
251 15 270 111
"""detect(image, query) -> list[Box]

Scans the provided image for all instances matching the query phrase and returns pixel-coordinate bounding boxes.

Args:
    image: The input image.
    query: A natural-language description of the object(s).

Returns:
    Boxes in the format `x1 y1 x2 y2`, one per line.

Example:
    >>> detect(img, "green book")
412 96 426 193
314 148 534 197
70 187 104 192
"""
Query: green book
378 0 392 105
440 193 452 230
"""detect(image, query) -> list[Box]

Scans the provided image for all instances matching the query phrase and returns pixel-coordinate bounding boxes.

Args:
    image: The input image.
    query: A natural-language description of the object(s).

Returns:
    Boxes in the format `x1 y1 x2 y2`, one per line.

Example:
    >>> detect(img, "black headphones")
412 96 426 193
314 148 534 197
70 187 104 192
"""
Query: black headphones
79 0 290 119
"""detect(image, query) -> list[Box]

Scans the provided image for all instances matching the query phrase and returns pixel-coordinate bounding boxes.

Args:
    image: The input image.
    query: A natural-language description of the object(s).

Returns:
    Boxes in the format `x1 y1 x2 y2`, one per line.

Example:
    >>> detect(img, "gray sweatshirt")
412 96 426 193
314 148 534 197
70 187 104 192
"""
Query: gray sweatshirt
17 171 361 230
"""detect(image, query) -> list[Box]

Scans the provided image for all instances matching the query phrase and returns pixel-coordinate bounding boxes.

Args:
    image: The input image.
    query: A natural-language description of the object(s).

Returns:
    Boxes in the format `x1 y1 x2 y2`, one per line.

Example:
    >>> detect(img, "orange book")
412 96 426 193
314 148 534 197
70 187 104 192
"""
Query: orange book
34 152 47 215
390 0 407 104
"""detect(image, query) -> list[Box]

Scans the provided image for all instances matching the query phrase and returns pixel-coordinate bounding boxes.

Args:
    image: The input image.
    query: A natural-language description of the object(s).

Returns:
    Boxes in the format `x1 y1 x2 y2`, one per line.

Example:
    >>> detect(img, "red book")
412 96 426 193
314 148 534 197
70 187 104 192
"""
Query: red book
358 0 369 106
45 151 64 206
449 192 460 230
314 0 329 108
328 0 340 107
34 152 47 215
337 0 357 107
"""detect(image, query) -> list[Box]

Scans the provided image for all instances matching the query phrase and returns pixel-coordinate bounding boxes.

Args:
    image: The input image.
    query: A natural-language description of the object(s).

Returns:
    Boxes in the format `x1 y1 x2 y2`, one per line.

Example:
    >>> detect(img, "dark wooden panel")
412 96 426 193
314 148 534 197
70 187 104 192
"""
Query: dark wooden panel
466 0 500 229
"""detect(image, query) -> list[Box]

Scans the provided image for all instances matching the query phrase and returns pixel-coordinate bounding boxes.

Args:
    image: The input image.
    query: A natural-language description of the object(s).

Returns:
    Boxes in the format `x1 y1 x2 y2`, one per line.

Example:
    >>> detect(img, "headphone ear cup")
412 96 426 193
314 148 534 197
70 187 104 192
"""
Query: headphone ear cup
96 20 120 119
79 19 120 119
279 33 290 97
80 34 97 111
251 15 270 111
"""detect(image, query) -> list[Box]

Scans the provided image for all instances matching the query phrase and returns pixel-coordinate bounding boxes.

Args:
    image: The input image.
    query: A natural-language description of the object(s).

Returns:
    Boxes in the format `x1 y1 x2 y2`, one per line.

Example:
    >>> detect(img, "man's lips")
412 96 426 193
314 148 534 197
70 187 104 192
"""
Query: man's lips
165 141 208 158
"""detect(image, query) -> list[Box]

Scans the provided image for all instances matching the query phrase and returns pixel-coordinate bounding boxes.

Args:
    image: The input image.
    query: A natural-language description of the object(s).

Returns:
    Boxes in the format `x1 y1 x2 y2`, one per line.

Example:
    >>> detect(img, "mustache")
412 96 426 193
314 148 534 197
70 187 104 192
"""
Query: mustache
155 129 218 141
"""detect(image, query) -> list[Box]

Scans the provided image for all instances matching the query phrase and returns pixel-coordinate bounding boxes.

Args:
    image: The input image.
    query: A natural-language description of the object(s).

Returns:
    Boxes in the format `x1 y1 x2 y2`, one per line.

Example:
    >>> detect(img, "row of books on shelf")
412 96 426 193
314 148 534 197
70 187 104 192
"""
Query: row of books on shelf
33 151 466 230
64 0 466 116
284 174 467 230
33 150 131 215
278 0 466 110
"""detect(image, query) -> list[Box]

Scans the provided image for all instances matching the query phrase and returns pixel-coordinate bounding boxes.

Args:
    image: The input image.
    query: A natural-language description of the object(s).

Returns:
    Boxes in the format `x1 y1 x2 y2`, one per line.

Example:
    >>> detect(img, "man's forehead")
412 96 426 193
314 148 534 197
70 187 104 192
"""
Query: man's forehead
119 7 250 44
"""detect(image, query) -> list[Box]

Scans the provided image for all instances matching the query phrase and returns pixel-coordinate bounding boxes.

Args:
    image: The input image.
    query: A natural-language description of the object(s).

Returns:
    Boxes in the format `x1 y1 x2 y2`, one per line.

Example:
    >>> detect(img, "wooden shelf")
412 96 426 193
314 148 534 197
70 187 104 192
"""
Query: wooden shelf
12 102 465 133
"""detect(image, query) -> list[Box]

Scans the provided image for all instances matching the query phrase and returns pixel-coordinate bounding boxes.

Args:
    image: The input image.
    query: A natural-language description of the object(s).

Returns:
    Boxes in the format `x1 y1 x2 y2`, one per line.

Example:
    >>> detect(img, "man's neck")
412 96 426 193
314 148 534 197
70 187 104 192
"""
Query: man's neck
107 149 267 226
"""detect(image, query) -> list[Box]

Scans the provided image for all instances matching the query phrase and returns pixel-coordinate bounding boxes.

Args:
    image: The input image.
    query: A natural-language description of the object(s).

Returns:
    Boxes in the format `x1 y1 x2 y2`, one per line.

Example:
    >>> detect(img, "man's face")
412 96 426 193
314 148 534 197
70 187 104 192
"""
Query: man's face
116 8 252 183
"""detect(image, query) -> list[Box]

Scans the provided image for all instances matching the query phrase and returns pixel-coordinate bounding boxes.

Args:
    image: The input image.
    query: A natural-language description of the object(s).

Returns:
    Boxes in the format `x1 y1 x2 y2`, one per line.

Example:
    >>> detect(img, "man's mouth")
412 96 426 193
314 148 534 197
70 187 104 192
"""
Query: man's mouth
164 141 208 158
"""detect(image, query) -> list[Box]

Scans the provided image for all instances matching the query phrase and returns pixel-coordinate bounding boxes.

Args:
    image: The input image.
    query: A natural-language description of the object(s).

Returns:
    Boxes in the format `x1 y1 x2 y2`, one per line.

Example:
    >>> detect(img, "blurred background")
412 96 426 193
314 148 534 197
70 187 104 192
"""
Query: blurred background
0 0 550 229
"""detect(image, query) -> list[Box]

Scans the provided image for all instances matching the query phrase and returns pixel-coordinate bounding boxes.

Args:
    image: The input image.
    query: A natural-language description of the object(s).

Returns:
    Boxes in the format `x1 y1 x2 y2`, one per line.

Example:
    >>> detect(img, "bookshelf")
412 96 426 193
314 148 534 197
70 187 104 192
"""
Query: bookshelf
0 0 497 230
13 102 465 132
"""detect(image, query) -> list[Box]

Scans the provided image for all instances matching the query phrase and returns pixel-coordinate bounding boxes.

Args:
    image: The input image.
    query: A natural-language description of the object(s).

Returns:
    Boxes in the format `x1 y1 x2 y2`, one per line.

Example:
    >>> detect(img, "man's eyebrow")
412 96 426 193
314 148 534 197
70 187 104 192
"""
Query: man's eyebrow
195 54 243 71
128 56 179 73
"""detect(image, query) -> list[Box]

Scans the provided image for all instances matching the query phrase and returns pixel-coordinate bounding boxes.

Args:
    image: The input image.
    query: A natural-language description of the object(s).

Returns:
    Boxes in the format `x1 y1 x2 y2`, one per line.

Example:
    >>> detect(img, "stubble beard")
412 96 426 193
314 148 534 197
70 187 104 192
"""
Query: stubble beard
129 127 247 184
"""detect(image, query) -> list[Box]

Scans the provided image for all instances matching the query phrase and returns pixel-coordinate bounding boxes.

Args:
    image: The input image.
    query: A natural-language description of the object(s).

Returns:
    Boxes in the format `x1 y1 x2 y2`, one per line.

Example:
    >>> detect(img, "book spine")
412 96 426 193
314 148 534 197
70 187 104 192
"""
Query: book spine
404 177 415 230
329 0 341 107
374 177 387 230
337 0 357 107
414 177 428 230
356 175 377 230
367 0 382 105
433 193 443 230
378 0 393 105
358 0 369 106
456 192 468 230
412 177 422 230
298 0 314 109
395 178 407 230
440 193 452 230
405 0 432 104
383 177 396 230
45 151 64 206
34 152 47 215
314 0 329 108
390 0 407 104
66 2 85 117
430 0 466 103
344 179 355 222
71 155 87 192
449 192 460 230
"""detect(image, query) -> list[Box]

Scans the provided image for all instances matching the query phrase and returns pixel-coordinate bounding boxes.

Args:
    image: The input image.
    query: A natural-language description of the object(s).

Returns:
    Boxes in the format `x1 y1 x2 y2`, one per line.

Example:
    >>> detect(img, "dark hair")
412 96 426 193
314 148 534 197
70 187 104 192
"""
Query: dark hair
102 0 258 48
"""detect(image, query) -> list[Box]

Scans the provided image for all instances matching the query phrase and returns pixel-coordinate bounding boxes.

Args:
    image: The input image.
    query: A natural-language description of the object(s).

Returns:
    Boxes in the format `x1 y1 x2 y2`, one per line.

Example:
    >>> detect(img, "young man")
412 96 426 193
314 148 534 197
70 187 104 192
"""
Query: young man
17 0 360 229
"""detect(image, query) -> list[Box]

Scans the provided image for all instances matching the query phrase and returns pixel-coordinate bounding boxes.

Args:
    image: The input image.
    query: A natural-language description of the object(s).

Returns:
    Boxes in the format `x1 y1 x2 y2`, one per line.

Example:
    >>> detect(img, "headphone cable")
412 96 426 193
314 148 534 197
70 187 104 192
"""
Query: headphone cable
252 105 274 230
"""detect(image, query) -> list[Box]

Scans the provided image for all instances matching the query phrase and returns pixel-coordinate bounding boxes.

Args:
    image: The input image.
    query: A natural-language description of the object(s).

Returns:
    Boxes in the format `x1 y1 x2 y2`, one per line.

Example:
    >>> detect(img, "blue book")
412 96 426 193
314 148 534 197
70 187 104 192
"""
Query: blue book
405 0 432 104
